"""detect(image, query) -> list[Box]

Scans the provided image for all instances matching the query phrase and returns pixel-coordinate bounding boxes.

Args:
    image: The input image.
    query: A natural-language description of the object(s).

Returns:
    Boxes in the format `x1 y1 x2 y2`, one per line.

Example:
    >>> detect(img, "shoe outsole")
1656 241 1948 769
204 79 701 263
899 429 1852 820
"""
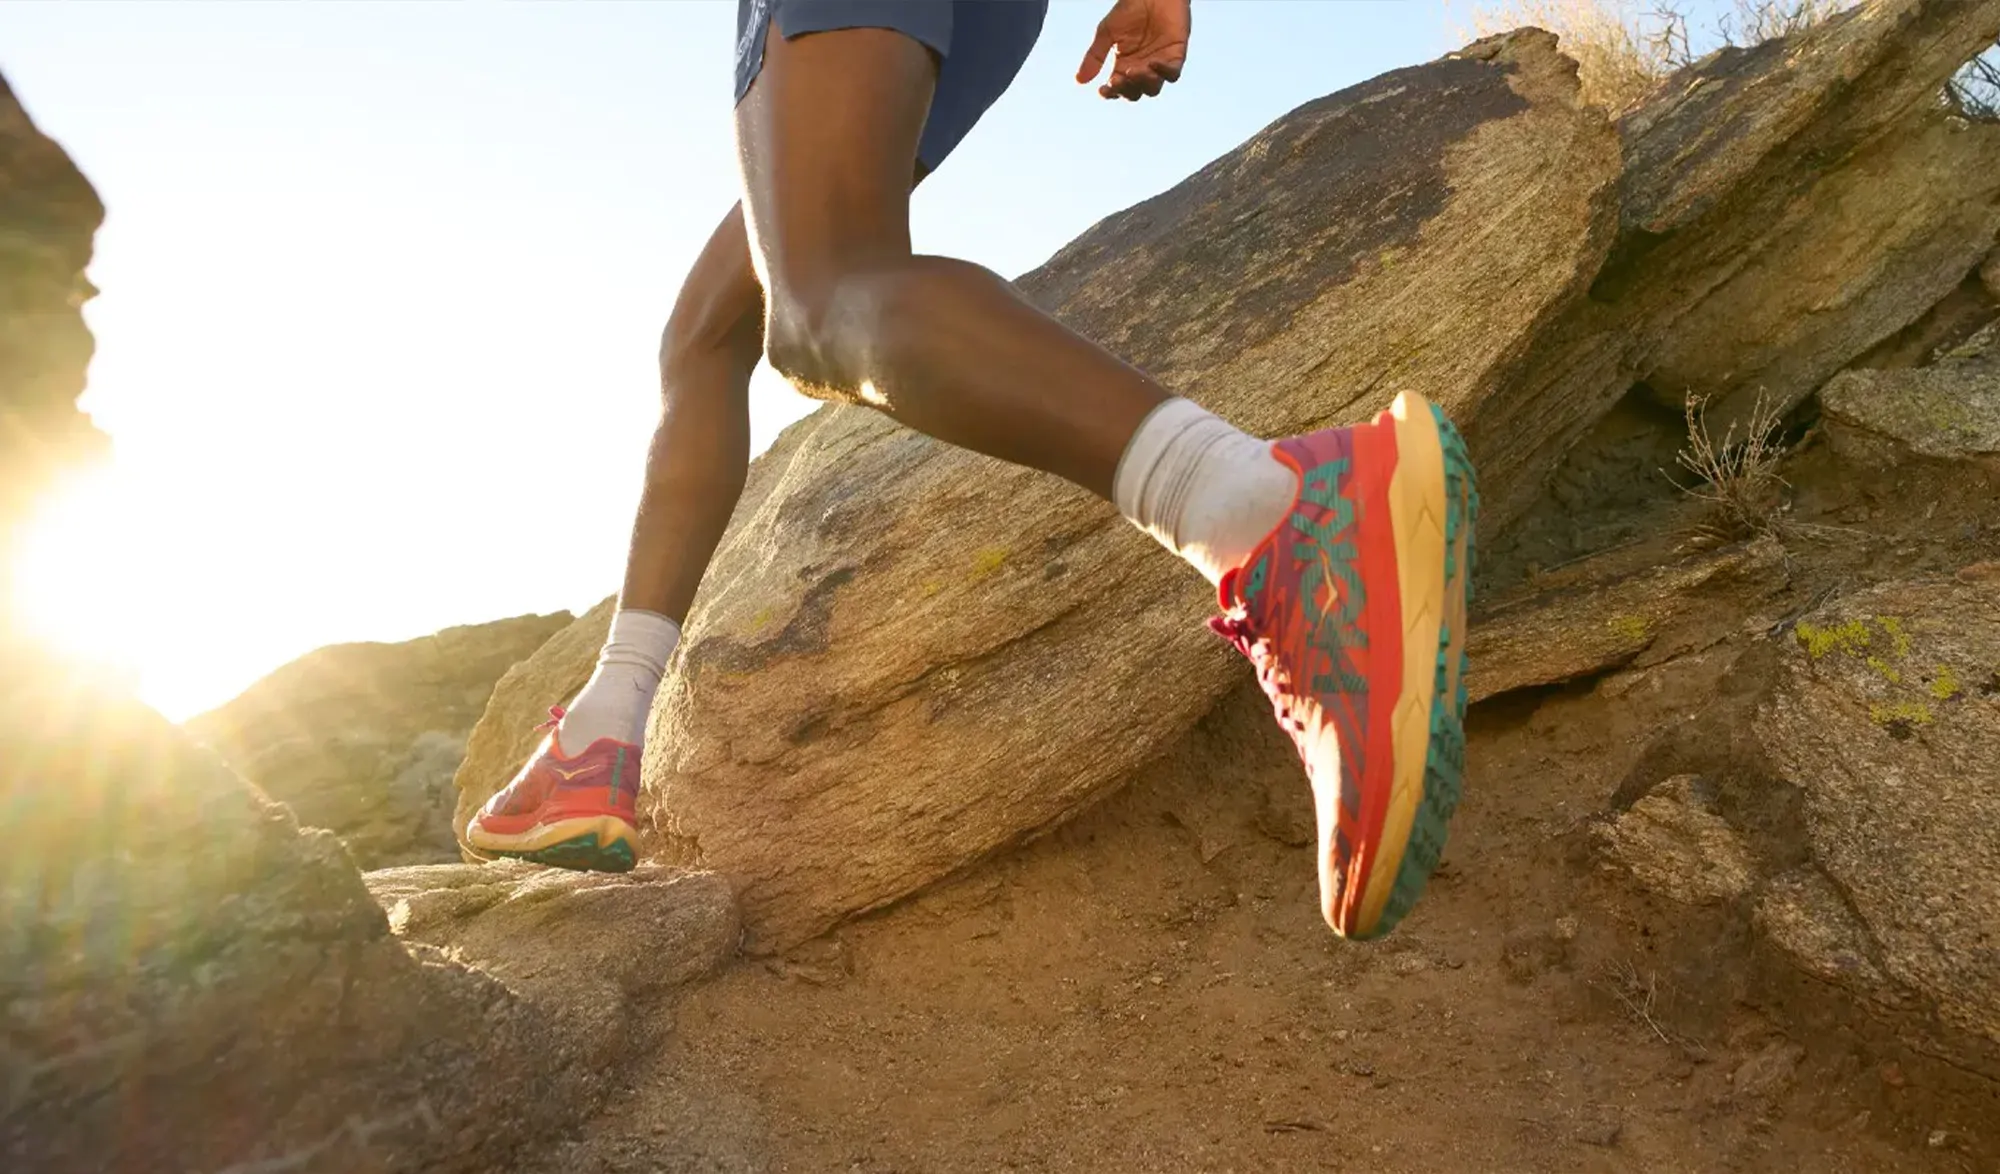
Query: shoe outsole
493 832 637 873
466 814 640 874
1348 393 1452 936
1371 402 1477 938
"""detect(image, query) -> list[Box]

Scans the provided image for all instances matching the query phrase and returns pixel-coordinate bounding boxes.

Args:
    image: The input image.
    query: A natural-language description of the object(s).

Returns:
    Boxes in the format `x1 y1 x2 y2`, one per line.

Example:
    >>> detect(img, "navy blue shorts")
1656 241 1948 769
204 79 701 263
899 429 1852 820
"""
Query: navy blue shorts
734 0 1049 171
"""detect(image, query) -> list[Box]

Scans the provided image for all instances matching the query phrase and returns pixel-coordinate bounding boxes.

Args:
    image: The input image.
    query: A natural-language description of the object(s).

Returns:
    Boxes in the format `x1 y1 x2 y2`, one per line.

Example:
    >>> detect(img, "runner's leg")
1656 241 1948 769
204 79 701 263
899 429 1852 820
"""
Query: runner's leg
732 10 1474 943
737 21 1171 500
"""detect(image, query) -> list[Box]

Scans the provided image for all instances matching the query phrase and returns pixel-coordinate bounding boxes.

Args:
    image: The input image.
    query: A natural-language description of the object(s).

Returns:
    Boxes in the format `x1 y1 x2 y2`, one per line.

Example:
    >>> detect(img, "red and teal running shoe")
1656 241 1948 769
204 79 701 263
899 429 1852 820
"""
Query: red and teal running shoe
463 705 641 872
1211 391 1476 940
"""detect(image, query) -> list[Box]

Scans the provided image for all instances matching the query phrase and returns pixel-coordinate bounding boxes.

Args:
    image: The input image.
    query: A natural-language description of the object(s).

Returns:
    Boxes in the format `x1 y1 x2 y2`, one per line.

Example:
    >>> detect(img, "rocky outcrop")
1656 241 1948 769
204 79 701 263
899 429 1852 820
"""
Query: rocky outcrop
632 0 2000 953
186 612 573 868
451 596 616 849
0 73 105 559
1637 106 2000 429
1 666 628 1174
1755 578 2000 1067
1519 0 2000 455
0 70 726 1174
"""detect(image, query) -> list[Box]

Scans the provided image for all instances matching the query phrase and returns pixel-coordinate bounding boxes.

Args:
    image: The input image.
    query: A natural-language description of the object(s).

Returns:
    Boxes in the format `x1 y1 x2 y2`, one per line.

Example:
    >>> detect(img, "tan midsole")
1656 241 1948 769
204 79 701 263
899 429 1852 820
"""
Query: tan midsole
464 813 638 854
1356 391 1450 931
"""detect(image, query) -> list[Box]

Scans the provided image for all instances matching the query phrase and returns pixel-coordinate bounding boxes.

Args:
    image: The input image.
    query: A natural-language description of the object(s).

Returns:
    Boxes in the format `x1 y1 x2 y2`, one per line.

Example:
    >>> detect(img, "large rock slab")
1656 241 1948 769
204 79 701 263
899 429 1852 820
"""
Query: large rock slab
1 665 614 1174
1617 0 2000 238
1466 538 1787 703
451 595 616 849
1495 0 2000 481
1638 104 2000 427
1756 578 2000 1066
187 611 573 868
648 31 1626 951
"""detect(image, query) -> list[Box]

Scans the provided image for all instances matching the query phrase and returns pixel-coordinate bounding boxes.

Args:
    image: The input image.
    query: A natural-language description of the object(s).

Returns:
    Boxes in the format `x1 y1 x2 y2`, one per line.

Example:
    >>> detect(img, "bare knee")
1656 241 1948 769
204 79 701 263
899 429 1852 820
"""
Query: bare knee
659 284 764 392
659 207 766 395
763 265 915 402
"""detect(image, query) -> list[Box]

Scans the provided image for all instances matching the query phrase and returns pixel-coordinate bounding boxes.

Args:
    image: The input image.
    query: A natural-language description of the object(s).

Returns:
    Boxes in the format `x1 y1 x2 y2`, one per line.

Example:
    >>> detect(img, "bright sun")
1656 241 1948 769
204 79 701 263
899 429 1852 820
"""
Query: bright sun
6 461 258 721
10 466 145 680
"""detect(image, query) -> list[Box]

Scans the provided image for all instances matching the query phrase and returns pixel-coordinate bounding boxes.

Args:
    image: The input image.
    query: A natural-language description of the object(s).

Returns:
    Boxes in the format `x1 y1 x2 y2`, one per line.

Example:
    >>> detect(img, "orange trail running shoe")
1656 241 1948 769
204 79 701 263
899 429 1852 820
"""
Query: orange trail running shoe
463 705 641 872
1210 391 1476 940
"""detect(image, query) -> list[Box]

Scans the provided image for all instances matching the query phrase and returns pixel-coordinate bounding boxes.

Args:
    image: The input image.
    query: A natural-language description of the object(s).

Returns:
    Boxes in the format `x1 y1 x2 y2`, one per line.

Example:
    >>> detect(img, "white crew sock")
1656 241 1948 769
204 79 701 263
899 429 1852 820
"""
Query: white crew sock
555 608 681 753
1113 398 1297 586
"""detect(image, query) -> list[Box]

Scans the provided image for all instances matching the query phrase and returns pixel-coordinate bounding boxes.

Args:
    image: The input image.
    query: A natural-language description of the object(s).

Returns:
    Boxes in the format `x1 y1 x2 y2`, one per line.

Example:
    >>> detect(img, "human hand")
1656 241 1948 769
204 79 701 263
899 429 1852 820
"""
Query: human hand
1076 0 1191 102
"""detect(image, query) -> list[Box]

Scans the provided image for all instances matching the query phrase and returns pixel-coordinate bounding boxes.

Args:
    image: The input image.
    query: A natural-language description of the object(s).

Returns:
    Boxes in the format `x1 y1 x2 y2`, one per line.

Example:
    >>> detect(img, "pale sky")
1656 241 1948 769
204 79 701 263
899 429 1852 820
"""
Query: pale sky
3 1 1568 719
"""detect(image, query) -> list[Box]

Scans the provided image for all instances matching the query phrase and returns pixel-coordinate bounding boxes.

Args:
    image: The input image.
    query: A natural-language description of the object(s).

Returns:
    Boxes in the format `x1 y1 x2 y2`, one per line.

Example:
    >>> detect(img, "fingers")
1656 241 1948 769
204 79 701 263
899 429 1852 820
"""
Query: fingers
1076 23 1114 84
1097 59 1180 101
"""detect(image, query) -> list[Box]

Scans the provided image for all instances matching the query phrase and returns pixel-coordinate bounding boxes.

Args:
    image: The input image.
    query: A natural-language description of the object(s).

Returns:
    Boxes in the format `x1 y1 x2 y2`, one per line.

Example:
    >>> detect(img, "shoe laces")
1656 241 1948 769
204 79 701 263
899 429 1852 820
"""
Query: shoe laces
1209 613 1308 737
537 705 566 733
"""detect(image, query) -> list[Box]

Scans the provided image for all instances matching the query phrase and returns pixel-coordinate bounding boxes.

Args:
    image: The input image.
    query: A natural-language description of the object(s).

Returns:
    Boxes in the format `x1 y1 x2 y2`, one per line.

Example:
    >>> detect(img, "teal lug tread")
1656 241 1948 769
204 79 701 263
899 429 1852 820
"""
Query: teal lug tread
493 832 637 874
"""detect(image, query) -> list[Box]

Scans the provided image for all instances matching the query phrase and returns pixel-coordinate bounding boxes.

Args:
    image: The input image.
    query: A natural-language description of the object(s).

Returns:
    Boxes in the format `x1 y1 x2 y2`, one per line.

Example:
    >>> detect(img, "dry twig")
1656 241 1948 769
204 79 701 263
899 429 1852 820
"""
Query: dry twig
1673 391 1789 540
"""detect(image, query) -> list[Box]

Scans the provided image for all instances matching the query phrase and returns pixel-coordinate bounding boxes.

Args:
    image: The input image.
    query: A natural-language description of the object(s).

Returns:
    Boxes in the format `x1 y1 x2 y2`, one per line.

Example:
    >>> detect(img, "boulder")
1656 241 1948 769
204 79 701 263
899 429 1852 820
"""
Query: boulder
1756 578 2000 1063
0 72 105 554
186 611 574 868
1596 775 1757 906
451 595 616 848
649 29 1627 951
366 861 740 1014
1637 103 2000 428
1820 331 2000 465
1 665 618 1174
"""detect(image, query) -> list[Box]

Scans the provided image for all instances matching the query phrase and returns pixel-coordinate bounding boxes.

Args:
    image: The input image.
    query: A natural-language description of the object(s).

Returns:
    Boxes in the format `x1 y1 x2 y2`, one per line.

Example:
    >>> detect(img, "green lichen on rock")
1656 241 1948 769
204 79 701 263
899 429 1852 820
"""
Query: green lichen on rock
1795 616 1918 664
1930 664 1961 700
1878 615 1911 658
969 546 1009 578
1607 613 1653 642
1797 618 1872 659
1869 699 1934 727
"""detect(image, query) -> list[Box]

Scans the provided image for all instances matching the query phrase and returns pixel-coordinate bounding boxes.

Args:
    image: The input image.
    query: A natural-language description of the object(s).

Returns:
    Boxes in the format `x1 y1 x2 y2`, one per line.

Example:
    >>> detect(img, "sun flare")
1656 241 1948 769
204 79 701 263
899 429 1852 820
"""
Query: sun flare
10 466 146 685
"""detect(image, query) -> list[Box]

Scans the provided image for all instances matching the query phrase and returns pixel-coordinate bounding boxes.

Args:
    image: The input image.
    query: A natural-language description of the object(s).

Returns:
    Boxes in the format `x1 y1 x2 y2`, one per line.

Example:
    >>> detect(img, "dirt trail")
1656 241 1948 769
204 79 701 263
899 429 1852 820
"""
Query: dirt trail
520 676 1974 1171
508 415 2000 1174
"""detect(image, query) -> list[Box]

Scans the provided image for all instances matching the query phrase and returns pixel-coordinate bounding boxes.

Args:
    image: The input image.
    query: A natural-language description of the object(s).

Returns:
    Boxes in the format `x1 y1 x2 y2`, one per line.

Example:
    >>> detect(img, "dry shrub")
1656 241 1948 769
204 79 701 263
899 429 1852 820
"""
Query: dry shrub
1458 0 1858 113
1714 0 1851 43
1946 45 2000 122
1462 0 1680 111
1675 391 1788 539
